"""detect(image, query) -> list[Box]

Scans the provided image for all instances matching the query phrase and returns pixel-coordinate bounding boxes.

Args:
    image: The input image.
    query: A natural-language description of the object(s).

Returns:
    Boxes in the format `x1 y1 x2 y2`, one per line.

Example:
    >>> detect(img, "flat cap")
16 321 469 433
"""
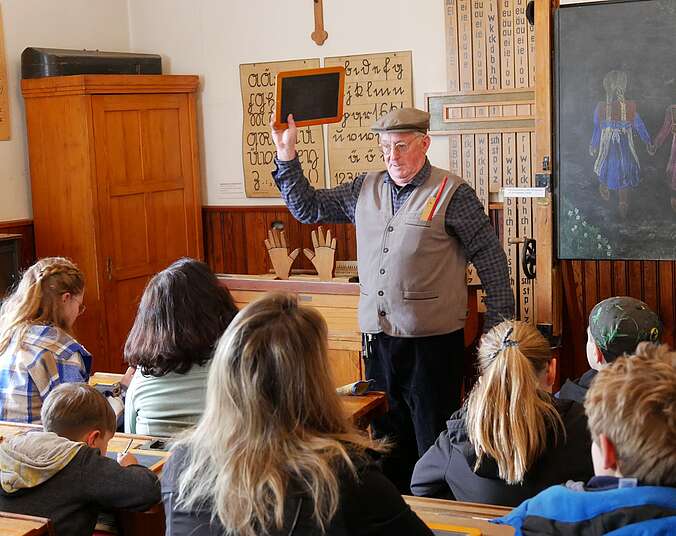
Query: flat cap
371 107 430 134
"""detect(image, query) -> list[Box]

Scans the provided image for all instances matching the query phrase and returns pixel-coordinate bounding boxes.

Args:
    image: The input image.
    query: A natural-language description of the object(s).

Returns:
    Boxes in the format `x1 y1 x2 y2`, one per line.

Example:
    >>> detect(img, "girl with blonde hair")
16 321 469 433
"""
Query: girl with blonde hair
0 257 91 423
161 293 433 536
411 320 594 506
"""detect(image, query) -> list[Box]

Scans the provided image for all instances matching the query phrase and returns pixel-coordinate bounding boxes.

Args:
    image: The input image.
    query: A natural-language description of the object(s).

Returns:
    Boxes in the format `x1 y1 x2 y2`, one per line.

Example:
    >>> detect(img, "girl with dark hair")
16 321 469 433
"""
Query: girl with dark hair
123 258 238 436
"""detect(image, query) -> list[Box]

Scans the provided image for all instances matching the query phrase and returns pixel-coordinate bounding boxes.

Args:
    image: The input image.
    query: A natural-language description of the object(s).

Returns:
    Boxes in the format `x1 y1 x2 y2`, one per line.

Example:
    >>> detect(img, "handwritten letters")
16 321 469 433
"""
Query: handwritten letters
324 51 413 187
240 59 326 197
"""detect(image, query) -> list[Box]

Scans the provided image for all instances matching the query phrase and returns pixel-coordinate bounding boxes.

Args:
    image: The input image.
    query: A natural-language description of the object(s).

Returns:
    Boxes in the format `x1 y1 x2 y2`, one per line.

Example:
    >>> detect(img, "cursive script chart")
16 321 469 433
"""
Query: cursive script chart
239 58 326 197
324 51 413 187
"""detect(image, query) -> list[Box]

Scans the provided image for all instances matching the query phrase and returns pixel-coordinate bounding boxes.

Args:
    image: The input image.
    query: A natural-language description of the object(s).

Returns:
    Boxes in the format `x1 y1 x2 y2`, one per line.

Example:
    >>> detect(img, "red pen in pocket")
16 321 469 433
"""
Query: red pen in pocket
426 176 448 222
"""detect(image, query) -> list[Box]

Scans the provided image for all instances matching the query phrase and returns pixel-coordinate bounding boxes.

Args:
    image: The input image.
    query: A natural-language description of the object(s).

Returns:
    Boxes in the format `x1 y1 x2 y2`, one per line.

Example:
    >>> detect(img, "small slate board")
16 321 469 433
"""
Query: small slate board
275 66 345 128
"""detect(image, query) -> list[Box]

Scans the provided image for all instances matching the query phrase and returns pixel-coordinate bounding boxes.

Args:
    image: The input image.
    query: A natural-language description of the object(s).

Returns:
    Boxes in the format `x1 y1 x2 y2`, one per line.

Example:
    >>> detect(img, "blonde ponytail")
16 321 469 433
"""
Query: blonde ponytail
0 257 84 352
466 320 564 484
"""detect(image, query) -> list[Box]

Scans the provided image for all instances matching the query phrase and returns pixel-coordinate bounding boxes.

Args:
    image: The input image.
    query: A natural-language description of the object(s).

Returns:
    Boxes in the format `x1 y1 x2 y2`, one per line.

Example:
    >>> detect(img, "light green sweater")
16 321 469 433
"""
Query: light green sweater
124 363 210 437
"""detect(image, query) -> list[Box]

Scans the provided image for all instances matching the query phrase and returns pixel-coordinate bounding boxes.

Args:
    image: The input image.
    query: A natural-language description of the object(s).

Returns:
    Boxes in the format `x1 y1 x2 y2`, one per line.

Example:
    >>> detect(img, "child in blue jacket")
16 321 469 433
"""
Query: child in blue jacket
494 342 676 535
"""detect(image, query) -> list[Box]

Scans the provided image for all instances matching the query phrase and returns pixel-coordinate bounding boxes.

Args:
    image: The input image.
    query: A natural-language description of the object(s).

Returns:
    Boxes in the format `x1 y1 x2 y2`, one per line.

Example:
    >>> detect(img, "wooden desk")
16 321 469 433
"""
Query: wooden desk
89 373 387 430
405 496 514 535
340 392 387 429
0 512 53 536
218 274 363 386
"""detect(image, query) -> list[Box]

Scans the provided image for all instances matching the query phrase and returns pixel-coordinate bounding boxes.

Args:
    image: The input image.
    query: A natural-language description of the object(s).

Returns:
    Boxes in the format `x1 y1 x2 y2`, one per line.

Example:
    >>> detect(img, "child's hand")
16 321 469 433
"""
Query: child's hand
117 452 139 467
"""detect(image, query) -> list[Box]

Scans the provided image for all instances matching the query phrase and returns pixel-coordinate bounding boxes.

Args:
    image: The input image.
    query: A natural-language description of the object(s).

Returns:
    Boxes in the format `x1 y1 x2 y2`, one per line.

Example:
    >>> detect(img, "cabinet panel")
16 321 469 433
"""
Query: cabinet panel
144 108 184 183
103 110 143 189
105 276 149 367
149 189 189 266
110 193 151 278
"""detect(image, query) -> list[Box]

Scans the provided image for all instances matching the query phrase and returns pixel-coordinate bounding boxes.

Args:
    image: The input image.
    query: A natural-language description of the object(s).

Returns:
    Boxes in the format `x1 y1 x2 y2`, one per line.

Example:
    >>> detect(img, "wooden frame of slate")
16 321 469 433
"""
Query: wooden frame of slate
275 66 345 128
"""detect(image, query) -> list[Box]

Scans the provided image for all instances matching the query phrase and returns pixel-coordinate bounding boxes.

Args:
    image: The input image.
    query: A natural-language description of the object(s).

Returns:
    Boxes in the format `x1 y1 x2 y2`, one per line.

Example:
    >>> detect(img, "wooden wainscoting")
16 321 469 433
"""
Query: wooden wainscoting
0 219 35 269
560 260 676 382
203 205 357 275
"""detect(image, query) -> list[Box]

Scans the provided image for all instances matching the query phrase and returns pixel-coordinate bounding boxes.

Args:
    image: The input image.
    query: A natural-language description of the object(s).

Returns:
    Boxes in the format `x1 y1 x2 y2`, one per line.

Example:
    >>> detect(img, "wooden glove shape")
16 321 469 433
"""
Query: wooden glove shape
303 226 336 281
265 229 300 280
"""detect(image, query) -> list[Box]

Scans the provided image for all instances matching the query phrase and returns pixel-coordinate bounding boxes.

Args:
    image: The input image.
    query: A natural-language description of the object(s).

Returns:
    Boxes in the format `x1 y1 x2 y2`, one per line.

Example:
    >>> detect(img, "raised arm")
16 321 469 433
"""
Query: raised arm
271 114 362 224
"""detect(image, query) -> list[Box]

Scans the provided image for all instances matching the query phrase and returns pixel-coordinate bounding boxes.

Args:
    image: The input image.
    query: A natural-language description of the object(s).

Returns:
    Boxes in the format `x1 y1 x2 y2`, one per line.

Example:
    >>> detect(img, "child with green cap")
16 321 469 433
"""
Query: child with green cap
558 296 661 403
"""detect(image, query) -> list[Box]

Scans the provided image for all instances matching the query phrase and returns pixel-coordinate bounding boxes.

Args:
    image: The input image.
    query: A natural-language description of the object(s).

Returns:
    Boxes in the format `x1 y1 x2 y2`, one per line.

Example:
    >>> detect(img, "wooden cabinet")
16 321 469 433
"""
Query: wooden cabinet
22 75 203 372
218 274 364 386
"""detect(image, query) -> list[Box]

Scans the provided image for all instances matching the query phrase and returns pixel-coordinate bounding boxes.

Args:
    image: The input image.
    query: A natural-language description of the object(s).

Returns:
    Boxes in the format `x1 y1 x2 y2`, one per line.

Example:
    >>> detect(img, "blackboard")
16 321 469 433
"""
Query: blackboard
275 66 345 127
555 0 676 260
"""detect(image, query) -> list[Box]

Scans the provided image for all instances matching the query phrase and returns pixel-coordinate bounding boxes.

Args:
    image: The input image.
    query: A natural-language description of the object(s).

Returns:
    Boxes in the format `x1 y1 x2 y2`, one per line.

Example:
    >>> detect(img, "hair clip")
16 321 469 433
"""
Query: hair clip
501 326 519 349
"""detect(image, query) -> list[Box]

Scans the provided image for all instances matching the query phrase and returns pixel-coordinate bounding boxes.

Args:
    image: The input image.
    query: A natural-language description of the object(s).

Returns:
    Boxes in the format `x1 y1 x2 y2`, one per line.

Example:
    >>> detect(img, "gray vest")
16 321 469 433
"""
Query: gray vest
355 166 468 337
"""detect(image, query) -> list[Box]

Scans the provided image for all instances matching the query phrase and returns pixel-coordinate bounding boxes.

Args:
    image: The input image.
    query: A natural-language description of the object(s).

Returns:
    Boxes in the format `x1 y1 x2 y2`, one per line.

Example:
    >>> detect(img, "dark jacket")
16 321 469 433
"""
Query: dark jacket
0 431 160 536
557 368 598 403
410 396 594 507
162 444 433 536
493 476 676 535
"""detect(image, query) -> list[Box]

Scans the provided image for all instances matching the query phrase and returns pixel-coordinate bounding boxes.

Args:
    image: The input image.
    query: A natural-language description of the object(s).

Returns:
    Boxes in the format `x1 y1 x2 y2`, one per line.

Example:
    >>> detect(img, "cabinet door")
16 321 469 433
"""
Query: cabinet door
93 94 201 371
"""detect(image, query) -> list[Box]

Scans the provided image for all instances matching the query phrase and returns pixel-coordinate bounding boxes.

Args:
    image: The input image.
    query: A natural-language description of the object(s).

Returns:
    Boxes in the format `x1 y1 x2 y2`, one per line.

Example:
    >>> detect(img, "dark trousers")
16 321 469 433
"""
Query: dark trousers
364 329 465 493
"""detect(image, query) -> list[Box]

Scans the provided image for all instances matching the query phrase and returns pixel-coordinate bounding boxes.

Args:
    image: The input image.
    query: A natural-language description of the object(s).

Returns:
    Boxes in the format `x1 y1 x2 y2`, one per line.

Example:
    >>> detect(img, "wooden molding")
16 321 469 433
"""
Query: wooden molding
21 74 200 98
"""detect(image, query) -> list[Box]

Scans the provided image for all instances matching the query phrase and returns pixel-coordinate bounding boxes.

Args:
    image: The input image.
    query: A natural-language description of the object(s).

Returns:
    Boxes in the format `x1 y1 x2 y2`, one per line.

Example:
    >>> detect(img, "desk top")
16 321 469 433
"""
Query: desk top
404 496 514 535
89 373 386 429
218 273 359 296
0 512 52 536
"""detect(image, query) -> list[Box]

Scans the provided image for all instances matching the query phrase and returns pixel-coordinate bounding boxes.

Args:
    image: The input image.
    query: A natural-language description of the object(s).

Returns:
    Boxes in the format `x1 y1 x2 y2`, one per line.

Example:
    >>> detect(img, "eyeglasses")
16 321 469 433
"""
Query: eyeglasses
379 136 424 156
70 294 86 316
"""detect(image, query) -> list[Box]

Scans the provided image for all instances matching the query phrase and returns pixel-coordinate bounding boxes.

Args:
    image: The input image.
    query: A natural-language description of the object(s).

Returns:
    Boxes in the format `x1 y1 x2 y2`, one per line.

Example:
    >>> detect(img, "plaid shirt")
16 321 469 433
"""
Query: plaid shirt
0 324 91 423
273 157 514 330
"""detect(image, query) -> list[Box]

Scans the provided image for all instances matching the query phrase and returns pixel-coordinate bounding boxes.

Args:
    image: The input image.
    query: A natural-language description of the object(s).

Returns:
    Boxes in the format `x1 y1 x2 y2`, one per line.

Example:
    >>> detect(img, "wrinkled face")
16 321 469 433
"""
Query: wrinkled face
379 131 430 186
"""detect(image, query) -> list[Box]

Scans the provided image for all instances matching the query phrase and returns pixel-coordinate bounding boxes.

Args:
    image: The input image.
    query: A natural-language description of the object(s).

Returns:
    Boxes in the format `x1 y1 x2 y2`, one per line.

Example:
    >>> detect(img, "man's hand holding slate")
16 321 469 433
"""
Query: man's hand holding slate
270 114 297 161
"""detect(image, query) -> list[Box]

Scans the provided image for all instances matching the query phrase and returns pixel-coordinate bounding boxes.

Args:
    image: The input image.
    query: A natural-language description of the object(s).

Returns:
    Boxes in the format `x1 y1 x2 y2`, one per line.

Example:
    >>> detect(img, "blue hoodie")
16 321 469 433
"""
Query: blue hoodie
493 477 676 535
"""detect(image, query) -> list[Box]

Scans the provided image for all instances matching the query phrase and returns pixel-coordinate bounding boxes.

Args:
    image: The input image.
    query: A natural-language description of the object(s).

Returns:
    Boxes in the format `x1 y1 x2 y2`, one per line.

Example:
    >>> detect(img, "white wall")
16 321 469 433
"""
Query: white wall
0 0 130 221
127 0 450 206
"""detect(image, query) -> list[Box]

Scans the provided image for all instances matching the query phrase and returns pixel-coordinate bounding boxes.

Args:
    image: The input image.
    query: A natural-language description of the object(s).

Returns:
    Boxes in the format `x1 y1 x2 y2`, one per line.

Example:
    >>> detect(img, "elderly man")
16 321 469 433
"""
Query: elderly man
270 107 513 491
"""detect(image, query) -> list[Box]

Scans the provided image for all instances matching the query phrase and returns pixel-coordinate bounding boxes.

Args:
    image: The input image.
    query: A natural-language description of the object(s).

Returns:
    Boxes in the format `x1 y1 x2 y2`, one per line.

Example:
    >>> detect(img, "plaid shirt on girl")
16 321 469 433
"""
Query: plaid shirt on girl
0 325 91 423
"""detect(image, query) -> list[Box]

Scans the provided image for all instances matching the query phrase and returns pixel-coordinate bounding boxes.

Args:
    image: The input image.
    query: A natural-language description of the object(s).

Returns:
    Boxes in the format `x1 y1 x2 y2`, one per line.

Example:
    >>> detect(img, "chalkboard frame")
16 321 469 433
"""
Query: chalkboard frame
554 0 676 261
275 66 345 128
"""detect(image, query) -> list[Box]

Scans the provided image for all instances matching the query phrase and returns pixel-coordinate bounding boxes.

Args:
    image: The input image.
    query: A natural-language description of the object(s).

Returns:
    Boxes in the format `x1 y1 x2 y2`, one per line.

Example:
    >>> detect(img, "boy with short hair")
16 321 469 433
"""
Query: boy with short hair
0 383 160 536
558 296 661 402
494 342 676 534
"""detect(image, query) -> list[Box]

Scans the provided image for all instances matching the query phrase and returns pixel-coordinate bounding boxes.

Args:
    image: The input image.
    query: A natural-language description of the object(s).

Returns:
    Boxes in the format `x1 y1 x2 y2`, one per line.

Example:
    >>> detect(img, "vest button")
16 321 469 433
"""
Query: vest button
378 290 384 296
388 226 394 232
379 269 385 275
383 248 389 253
379 310 386 317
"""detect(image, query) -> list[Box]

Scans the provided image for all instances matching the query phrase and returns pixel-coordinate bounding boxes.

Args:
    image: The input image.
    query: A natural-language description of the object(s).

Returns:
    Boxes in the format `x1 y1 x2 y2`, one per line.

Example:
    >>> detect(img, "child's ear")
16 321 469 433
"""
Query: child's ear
61 292 71 305
599 433 619 472
83 429 101 448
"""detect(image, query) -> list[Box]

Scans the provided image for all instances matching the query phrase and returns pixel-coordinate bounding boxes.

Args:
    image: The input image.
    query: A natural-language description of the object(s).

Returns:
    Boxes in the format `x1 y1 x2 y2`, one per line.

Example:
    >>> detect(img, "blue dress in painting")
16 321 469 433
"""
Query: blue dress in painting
590 101 651 190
